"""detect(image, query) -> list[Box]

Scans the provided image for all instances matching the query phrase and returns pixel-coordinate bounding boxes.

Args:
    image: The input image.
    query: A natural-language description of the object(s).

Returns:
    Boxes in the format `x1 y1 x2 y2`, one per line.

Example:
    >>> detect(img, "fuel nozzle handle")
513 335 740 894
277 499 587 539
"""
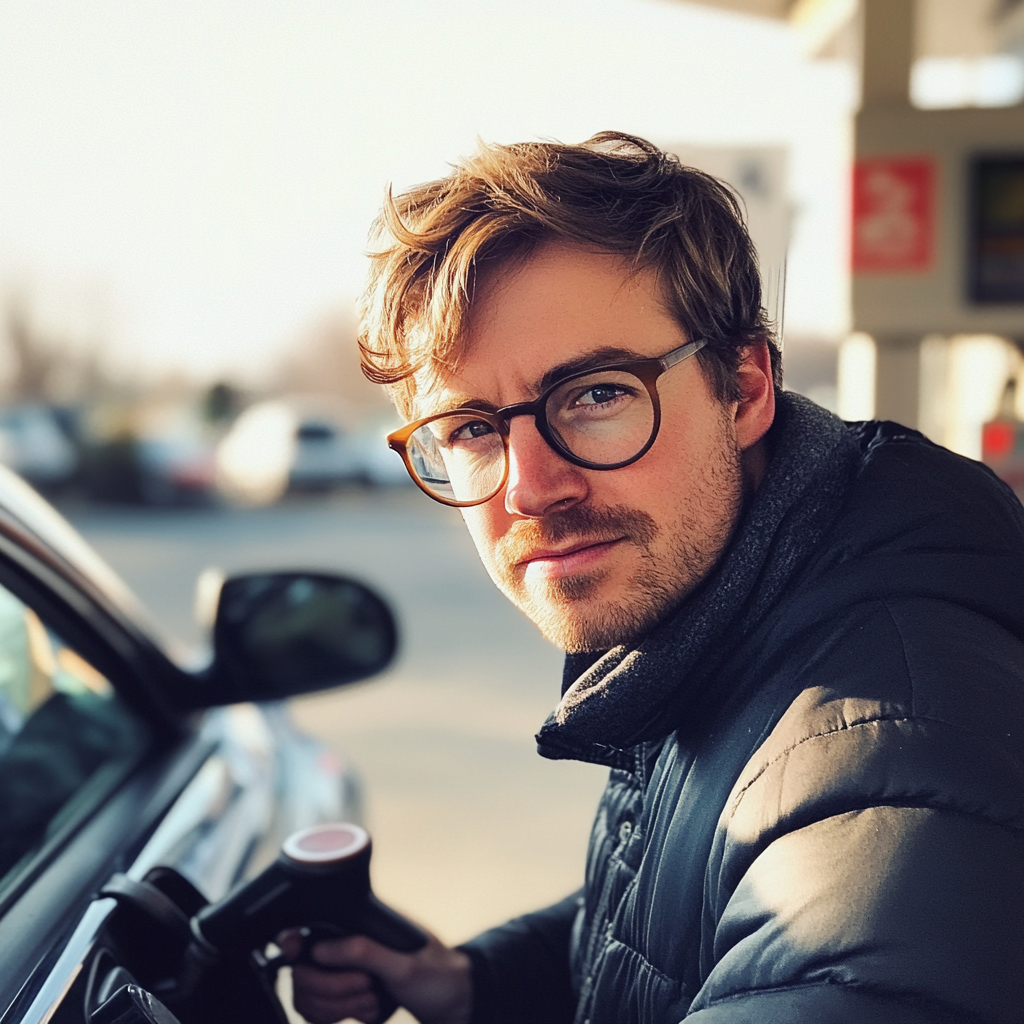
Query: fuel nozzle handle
191 823 428 957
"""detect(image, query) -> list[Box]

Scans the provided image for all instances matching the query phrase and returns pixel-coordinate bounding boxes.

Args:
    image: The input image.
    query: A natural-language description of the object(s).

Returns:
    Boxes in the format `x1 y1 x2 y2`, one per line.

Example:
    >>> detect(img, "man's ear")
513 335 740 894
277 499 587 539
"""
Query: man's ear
733 340 775 451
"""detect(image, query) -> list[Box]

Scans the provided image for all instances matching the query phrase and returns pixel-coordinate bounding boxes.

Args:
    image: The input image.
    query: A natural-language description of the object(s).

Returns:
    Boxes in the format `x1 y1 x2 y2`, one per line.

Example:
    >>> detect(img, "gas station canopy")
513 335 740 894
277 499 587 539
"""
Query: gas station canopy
676 0 1024 61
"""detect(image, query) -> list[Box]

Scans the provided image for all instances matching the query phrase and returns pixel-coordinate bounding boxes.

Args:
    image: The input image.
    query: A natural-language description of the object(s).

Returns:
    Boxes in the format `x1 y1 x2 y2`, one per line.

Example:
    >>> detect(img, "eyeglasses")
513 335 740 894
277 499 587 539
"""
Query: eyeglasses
387 338 707 508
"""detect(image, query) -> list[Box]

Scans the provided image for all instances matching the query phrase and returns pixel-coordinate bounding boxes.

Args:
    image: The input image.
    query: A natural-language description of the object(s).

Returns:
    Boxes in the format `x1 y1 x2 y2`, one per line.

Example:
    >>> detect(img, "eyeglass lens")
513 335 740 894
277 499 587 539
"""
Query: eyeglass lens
407 415 506 504
545 369 655 465
406 368 655 503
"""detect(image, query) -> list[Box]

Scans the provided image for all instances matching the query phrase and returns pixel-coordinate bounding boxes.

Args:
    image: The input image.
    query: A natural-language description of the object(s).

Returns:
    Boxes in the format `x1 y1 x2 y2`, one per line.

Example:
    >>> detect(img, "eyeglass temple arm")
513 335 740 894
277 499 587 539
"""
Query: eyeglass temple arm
659 338 707 371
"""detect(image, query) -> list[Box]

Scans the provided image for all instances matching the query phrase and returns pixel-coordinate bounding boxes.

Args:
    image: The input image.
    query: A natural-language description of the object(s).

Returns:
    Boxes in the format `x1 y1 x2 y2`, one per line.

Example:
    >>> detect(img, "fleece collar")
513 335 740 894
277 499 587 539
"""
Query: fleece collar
534 392 862 768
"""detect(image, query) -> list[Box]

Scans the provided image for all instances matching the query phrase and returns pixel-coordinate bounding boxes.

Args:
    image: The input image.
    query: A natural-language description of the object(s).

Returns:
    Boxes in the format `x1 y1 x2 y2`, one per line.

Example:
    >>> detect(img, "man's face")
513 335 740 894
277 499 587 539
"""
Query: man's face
419 242 772 652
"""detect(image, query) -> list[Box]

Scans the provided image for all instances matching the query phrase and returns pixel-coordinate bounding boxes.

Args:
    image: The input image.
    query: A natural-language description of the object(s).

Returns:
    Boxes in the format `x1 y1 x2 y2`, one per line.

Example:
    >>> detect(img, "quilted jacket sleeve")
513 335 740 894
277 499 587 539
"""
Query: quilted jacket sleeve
688 598 1024 1023
458 891 581 1024
689 806 1024 1022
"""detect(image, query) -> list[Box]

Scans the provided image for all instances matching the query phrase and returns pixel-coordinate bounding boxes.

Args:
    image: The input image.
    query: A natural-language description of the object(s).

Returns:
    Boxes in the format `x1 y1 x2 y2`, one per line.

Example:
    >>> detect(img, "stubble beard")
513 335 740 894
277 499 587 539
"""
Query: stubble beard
487 434 745 653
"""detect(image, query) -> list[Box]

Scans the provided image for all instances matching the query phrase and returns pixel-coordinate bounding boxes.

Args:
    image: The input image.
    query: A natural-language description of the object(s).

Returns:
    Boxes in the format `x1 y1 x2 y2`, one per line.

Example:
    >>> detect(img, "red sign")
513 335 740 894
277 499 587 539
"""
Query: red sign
983 419 1016 460
852 157 936 273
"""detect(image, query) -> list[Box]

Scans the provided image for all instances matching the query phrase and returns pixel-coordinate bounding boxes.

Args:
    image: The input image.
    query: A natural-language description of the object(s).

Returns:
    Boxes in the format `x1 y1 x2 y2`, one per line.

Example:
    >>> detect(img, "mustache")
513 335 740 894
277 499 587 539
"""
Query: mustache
496 503 659 567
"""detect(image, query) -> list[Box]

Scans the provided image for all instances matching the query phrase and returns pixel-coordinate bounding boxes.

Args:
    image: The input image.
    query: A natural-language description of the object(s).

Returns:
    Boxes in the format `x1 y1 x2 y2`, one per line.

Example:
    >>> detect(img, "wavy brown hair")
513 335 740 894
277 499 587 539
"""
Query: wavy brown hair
359 131 780 415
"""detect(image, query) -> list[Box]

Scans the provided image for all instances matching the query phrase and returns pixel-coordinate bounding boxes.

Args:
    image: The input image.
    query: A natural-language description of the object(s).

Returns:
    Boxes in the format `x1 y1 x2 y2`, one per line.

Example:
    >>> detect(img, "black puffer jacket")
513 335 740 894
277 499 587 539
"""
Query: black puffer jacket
462 394 1024 1024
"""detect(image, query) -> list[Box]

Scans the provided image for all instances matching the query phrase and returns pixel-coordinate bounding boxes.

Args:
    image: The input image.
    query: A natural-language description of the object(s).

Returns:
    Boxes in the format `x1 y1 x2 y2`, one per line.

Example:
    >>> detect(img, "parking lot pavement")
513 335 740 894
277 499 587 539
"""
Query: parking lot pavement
65 489 608 946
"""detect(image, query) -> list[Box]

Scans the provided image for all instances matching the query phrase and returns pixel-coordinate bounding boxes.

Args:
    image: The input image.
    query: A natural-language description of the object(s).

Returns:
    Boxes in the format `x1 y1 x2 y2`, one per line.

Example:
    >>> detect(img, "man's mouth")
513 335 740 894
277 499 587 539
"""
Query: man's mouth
519 537 625 582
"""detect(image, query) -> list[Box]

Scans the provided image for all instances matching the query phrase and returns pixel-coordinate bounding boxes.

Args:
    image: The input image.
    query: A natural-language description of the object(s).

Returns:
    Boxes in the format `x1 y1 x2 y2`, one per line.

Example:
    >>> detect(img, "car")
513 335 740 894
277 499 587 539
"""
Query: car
0 463 398 1023
78 406 218 507
135 439 216 505
215 398 364 505
0 404 79 492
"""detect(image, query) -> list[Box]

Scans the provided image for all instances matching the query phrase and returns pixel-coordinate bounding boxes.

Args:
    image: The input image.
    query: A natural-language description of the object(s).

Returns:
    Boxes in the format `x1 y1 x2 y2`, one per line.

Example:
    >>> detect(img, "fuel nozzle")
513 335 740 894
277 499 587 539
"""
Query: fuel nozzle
190 823 428 960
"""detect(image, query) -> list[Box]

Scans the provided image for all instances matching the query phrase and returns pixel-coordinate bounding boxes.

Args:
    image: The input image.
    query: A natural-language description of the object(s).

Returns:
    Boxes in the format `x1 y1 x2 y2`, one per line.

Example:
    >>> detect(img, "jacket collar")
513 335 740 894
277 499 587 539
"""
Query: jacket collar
535 392 862 767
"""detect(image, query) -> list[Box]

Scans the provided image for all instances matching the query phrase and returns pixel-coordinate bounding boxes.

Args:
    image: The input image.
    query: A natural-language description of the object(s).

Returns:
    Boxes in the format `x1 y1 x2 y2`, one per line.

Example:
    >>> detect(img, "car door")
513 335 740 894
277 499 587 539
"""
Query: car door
0 510 281 1024
0 468 378 1024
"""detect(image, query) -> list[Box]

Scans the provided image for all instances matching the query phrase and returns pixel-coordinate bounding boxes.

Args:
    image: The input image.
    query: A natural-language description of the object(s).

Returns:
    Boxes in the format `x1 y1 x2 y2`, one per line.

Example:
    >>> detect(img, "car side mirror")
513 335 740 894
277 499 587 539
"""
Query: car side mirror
187 572 397 706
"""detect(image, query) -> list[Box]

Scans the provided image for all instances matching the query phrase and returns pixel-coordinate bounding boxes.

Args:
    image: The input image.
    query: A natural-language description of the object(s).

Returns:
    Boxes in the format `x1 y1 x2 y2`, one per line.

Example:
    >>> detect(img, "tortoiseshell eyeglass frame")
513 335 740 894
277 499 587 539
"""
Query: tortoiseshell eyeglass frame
386 338 707 508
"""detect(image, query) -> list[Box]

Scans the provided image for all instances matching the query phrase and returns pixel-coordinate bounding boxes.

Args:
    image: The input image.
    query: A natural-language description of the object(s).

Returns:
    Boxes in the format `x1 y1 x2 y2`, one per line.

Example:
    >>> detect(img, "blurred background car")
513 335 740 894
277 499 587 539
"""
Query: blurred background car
0 403 79 493
134 430 217 505
78 405 219 507
289 407 362 491
215 396 402 504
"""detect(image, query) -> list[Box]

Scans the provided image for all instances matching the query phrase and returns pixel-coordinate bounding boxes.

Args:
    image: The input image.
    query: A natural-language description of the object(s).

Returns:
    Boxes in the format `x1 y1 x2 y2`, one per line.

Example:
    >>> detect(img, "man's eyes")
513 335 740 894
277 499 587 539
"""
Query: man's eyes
569 383 633 408
446 419 496 445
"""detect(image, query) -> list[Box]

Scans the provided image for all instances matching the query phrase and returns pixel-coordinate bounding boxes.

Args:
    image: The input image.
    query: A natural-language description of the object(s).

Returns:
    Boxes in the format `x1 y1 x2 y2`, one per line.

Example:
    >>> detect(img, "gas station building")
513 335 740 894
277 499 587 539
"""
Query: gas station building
680 0 1024 471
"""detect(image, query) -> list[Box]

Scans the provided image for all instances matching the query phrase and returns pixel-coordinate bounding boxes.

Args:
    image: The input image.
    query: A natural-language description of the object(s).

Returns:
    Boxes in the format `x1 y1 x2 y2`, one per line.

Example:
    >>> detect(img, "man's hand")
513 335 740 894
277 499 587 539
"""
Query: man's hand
280 927 473 1024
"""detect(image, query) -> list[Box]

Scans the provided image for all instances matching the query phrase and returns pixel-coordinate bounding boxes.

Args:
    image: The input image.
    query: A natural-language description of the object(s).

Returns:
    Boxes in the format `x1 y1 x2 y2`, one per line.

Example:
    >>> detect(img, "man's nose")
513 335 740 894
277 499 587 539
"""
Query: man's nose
503 415 588 518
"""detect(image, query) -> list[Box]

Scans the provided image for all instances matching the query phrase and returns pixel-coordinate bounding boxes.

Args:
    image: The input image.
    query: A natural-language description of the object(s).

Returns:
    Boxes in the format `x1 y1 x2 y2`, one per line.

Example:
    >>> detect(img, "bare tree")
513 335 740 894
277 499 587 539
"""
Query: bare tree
3 293 109 404
5 296 59 401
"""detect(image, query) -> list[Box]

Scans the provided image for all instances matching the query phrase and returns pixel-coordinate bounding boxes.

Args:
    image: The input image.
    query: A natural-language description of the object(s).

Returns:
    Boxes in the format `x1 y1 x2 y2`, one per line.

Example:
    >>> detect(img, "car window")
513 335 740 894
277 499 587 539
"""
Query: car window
0 583 147 885
297 422 337 442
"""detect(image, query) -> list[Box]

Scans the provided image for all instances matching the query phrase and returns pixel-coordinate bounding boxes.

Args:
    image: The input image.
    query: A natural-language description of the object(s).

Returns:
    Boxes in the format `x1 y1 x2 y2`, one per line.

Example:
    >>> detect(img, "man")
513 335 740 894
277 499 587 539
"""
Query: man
290 133 1024 1023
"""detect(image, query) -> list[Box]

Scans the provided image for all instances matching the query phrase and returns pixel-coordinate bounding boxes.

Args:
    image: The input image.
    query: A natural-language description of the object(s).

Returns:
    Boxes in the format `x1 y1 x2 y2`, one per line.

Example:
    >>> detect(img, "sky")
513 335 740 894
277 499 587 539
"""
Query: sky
0 0 857 384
